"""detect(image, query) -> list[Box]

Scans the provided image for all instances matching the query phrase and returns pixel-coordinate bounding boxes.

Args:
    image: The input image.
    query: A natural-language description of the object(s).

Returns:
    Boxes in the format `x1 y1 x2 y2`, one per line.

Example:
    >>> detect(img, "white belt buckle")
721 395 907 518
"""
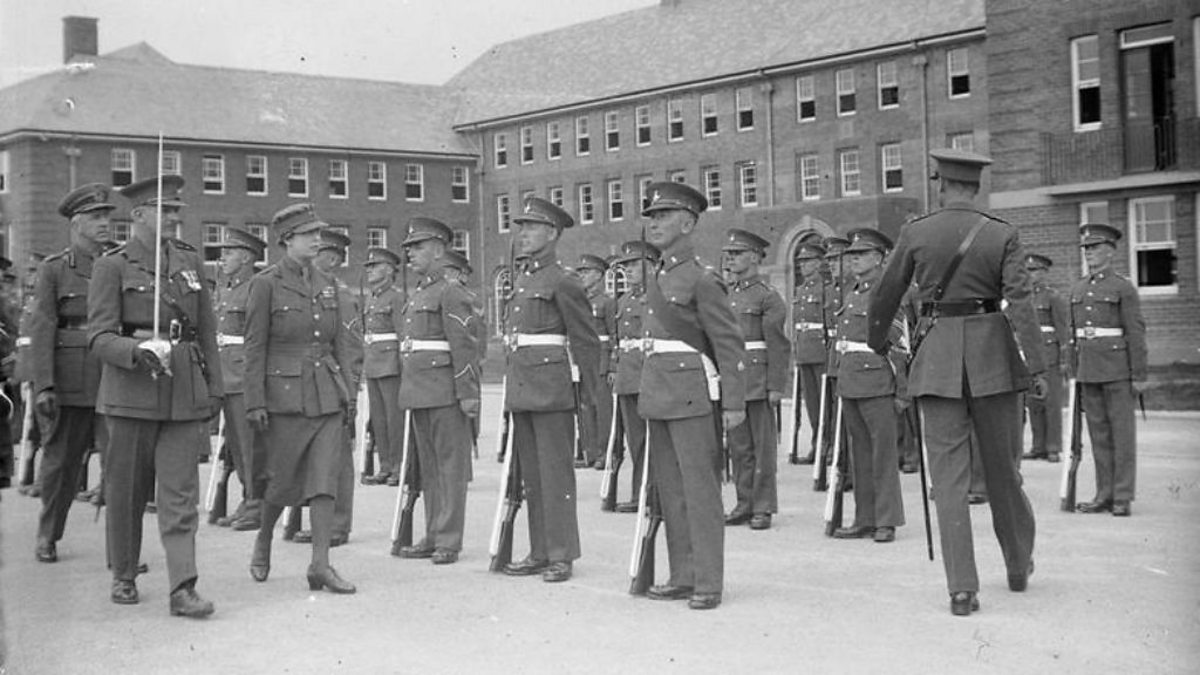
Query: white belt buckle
1083 326 1096 339
400 337 413 353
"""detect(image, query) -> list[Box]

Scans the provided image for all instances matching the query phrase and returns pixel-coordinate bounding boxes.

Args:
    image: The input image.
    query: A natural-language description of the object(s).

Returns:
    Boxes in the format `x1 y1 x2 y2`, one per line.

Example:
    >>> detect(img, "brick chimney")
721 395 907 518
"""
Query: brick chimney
62 16 98 63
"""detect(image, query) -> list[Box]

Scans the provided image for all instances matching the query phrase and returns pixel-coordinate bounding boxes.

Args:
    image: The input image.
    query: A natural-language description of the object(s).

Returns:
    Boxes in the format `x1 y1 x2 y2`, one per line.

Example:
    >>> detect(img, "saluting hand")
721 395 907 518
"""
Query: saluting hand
460 398 480 418
247 408 269 433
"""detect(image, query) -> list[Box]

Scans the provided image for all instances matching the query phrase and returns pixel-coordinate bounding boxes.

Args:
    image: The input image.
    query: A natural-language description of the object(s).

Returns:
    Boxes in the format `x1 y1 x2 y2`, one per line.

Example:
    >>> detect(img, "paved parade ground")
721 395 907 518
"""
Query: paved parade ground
2 385 1198 674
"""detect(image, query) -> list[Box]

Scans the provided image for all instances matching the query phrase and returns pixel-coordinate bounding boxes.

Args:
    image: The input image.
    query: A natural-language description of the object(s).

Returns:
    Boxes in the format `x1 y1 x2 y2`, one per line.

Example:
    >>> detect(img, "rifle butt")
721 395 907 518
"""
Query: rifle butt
489 515 517 573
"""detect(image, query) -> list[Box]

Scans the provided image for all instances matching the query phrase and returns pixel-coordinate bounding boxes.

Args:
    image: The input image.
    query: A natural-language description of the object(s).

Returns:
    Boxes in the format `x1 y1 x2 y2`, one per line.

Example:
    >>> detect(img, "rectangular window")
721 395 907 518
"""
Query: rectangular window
111 148 135 187
605 111 620 151
702 166 721 209
948 47 970 97
878 61 899 109
667 98 684 141
202 223 223 262
451 166 469 202
520 127 534 164
796 75 816 121
800 154 821 201
367 227 388 249
836 69 856 116
579 184 595 224
405 163 424 201
201 155 225 194
701 93 719 136
576 116 591 156
246 155 267 195
881 143 903 192
0 150 9 193
547 122 562 160
494 133 508 168
1072 35 1101 130
496 194 511 233
608 180 624 221
839 149 861 196
328 159 348 198
111 221 130 243
1129 196 1177 292
245 224 268 263
637 175 653 211
636 105 651 145
161 151 182 176
669 169 687 184
549 186 564 208
288 158 308 197
1080 200 1109 226
949 132 975 153
451 230 469 254
738 161 758 207
736 87 754 130
368 161 387 200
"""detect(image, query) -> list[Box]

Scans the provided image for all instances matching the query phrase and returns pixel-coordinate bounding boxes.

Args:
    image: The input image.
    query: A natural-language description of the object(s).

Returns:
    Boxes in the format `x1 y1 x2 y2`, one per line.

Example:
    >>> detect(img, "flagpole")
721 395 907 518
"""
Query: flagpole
154 132 164 340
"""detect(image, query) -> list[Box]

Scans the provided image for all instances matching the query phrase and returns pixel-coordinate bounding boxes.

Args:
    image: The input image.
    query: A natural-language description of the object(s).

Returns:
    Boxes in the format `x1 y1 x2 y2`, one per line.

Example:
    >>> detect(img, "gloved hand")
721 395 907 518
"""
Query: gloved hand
35 390 59 419
135 348 168 377
1029 374 1048 401
247 408 269 433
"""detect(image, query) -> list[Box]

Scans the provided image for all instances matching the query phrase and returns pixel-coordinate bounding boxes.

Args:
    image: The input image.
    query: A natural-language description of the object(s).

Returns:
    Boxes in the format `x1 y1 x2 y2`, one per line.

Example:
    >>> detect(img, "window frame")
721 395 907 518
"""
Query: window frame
667 98 685 142
702 166 722 210
547 121 562 160
947 47 971 98
549 186 564 208
245 224 269 264
578 184 595 225
111 148 136 187
736 87 754 131
1128 195 1178 295
1071 35 1101 131
367 227 388 250
451 229 469 254
800 154 821 201
520 126 534 165
576 116 591 156
881 143 903 193
288 158 309 197
637 175 653 212
328 158 348 199
607 179 624 221
451 165 469 203
202 223 224 262
404 163 424 202
700 93 719 137
496 194 511 233
635 105 652 146
161 150 182 176
836 68 857 116
0 150 9 193
949 132 975 153
796 75 816 122
201 154 225 195
246 155 268 196
839 149 862 197
368 161 387 201
605 110 620 152
877 61 900 110
494 132 508 168
737 161 758 208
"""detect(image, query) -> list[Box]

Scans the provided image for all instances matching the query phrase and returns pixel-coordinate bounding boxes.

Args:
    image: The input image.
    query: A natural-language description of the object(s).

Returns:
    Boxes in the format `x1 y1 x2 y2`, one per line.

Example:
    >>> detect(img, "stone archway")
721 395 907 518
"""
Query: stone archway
760 215 834 306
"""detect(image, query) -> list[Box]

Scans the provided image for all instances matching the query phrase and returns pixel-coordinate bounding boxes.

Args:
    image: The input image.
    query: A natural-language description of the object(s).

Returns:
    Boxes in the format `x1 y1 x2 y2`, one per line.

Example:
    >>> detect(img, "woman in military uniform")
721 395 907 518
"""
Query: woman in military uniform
243 203 360 594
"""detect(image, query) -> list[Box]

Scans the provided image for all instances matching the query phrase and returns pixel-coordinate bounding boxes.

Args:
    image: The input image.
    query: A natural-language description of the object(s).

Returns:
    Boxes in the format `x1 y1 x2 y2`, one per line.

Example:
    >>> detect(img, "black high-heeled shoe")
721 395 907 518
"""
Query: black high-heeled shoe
250 538 271 582
306 564 356 594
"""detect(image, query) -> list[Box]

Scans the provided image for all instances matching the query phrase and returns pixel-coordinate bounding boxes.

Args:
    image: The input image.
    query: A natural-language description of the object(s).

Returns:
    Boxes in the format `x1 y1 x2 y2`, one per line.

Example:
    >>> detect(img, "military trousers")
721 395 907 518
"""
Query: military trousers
618 394 646 501
104 416 205 592
579 378 614 463
38 406 100 543
797 363 825 455
843 396 904 529
729 399 778 516
1080 380 1137 503
368 376 403 475
920 392 1035 594
511 410 580 563
222 393 267 517
649 414 724 596
412 405 471 552
1027 371 1064 456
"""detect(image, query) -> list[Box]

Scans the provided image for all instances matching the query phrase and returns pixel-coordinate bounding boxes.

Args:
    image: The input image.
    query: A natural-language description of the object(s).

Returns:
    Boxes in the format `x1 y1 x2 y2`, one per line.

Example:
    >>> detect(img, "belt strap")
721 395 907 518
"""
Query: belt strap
836 340 874 354
794 322 823 331
644 338 695 354
15 336 31 347
744 341 768 351
618 338 642 352
216 334 244 347
598 335 611 343
1040 325 1056 333
400 339 451 353
920 299 1000 318
1075 327 1124 339
364 332 399 345
507 333 568 348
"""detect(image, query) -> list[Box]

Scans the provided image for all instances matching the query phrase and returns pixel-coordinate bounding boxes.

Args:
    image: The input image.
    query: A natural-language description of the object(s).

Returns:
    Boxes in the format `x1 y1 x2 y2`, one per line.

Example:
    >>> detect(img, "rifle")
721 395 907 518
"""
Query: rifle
17 381 36 487
788 365 802 463
822 395 846 536
599 388 622 511
1059 378 1082 512
812 373 831 491
389 410 419 554
204 411 229 524
488 411 522 572
628 422 660 595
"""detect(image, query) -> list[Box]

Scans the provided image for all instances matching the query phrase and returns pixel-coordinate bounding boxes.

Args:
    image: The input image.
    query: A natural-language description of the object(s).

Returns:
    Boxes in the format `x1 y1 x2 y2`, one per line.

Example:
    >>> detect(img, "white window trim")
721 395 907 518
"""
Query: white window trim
367 227 388 250
738 162 758 208
549 186 564 208
1128 195 1178 296
796 75 816 123
496 195 511 233
494 133 508 169
800 155 820 201
948 47 971 99
202 155 225 195
1072 35 1102 132
368 161 388 201
520 127 534 165
1120 22 1174 49
605 111 620 152
0 150 9 194
667 98 685 143
451 166 470 203
877 61 899 110
405 163 424 202
881 144 903 193
112 148 136 185
840 150 862 197
736 87 754 131
700 94 719 137
288 158 309 198
836 69 856 117
328 159 348 200
703 167 721 210
637 177 652 213
1195 18 1200 118
161 151 182 176
635 105 652 147
576 117 591 157
579 184 595 225
608 180 624 221
547 122 562 160
246 155 268 196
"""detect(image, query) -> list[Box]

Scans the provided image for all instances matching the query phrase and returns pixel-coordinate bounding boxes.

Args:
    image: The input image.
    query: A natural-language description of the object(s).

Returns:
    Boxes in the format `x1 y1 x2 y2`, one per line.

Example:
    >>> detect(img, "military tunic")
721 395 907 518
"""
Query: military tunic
1025 282 1070 458
503 247 600 564
1069 269 1147 505
362 284 407 478
579 287 616 464
791 273 827 456
638 241 746 597
397 272 479 553
88 237 223 592
727 274 790 517
612 285 648 499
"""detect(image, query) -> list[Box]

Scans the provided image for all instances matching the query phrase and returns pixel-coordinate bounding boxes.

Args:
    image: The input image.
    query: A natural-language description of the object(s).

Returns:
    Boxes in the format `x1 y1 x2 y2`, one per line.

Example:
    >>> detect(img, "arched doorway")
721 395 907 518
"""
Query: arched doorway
761 215 834 309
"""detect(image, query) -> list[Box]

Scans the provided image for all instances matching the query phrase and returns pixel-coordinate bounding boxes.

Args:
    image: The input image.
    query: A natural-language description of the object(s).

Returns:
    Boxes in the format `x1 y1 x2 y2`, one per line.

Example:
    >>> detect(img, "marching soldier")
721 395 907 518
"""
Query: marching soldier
245 203 360 594
89 175 222 617
831 228 906 543
500 196 600 583
394 218 479 564
721 229 790 531
360 238 407 487
213 227 268 530
1022 253 1070 463
637 182 746 610
29 183 112 563
790 236 827 465
1070 224 1147 517
576 254 615 469
867 149 1046 616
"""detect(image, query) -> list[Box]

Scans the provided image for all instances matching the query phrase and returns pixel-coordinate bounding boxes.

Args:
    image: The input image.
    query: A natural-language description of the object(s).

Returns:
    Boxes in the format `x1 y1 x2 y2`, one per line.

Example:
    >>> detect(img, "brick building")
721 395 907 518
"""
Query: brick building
986 0 1200 364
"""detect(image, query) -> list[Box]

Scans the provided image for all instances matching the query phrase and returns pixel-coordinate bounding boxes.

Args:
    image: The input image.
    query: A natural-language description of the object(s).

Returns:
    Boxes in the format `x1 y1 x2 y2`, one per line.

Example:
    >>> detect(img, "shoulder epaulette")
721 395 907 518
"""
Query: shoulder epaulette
43 248 71 263
102 243 128 257
168 237 197 252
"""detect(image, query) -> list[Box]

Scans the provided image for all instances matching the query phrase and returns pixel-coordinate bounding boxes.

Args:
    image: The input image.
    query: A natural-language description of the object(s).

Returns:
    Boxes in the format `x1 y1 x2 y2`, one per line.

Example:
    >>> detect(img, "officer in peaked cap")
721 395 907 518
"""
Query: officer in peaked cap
635 182 745 610
575 253 616 470
359 241 407 488
868 149 1046 616
831 227 907 544
1070 223 1146 517
90 175 222 617
391 216 480 564
498 196 599 583
28 183 113 564
789 235 828 465
721 228 790 532
443 250 472 278
1020 252 1070 464
211 227 269 531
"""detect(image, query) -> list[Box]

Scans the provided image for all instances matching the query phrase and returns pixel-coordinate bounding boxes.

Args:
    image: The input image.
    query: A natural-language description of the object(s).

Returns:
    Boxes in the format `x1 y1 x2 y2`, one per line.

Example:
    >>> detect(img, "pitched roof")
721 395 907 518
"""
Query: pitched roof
0 45 472 156
449 0 984 124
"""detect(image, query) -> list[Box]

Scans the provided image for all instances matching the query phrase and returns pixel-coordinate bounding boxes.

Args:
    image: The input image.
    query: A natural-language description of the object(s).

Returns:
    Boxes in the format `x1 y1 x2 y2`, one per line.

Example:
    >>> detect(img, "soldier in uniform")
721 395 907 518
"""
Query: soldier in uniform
575 254 615 470
443 249 487 456
393 218 479 564
830 228 906 543
721 229 790 531
212 227 268 530
244 203 360 594
29 183 112 563
790 236 827 465
1070 224 1147 517
1021 253 1070 463
867 149 1046 616
13 252 46 497
359 238 407 487
637 182 746 610
820 236 850 480
500 197 600 583
88 175 221 617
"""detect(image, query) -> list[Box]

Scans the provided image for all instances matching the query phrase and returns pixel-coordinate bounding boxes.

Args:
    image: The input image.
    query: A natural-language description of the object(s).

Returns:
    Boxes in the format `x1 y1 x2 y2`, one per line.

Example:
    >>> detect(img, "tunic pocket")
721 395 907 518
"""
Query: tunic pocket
265 358 304 414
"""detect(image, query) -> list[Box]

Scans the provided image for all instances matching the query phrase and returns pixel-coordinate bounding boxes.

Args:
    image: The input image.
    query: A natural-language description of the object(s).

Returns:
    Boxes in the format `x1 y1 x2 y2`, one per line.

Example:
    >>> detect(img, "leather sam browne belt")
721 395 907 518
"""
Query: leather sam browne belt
920 298 1000 318
643 338 720 401
216 333 244 347
794 322 823 331
1075 327 1124 339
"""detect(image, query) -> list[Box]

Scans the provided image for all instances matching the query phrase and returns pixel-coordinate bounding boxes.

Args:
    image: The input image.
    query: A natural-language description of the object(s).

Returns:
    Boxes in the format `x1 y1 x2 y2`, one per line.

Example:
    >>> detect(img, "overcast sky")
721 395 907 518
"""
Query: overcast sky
0 0 654 89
